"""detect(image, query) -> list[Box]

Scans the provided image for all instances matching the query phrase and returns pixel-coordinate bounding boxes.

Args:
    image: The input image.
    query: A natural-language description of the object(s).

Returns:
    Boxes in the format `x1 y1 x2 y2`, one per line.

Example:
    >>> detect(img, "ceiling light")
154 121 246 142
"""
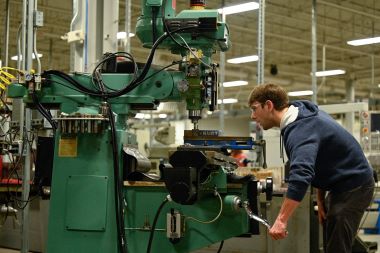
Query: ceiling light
134 113 152 119
117 32 135 39
227 55 258 64
218 2 259 15
288 90 313 97
158 114 167 119
222 80 248 87
347 36 380 46
135 113 145 119
11 53 43 61
217 98 238 104
314 69 346 77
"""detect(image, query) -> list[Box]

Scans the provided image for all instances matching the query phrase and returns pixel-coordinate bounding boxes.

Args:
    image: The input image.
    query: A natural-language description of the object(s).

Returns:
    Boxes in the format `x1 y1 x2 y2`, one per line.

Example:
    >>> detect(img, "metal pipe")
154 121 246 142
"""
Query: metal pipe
311 0 317 104
33 0 41 74
371 55 375 89
219 12 226 133
345 77 354 133
317 45 326 96
17 24 22 70
3 0 10 67
21 0 35 251
21 0 27 71
69 0 80 72
124 0 132 53
257 0 265 85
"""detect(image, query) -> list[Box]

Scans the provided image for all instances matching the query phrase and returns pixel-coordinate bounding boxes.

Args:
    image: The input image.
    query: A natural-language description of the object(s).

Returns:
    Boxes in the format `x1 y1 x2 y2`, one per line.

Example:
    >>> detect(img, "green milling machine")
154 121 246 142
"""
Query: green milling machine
8 0 273 252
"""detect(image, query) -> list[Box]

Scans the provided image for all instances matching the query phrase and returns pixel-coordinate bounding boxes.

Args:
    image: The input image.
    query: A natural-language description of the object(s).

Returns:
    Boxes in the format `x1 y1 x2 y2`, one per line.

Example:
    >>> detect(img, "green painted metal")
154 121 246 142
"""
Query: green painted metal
47 128 136 253
146 0 163 6
6 2 242 252
45 124 250 253
7 83 25 98
125 184 249 253
65 175 109 231
136 0 230 55
8 70 184 115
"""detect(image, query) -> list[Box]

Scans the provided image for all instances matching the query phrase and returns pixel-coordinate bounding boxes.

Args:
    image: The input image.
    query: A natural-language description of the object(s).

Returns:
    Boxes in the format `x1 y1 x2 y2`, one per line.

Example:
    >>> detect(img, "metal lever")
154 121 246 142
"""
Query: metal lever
241 201 271 229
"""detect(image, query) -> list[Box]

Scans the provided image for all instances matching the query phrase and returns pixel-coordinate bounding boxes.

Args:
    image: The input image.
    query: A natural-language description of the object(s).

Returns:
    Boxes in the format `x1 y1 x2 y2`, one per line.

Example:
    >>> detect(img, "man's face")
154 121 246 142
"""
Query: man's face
250 101 272 130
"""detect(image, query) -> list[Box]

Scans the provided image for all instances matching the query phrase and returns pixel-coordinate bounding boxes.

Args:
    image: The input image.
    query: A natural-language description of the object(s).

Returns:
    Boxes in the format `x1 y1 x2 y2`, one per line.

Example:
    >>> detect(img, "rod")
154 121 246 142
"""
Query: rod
311 0 317 104
257 0 265 84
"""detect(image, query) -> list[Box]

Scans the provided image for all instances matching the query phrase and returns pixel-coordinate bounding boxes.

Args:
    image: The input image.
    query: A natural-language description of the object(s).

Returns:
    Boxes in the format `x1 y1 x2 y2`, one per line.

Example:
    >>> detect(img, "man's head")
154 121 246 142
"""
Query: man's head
248 84 289 130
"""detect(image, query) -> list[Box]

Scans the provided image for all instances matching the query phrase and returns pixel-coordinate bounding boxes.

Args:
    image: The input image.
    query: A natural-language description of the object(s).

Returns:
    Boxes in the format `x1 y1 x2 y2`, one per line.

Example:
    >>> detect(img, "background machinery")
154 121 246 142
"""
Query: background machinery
7 0 272 252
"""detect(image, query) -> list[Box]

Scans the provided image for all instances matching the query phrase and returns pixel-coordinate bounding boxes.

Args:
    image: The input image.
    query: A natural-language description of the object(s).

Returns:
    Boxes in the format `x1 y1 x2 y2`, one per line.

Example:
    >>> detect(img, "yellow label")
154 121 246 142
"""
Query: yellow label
58 137 78 157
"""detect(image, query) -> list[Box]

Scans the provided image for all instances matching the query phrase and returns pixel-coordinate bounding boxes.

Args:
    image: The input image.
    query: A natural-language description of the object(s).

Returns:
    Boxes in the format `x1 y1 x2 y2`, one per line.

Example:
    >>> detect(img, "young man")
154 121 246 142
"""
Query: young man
248 83 374 253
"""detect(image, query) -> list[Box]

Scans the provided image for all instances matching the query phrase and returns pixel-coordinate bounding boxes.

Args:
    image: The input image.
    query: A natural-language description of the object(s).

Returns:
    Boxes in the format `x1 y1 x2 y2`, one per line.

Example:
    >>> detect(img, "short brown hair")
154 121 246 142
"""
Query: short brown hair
248 83 289 110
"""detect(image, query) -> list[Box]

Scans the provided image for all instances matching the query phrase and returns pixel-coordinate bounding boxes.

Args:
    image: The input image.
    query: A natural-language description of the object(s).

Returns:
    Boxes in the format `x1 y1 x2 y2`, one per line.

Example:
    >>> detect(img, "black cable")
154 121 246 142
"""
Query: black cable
91 52 139 95
31 92 57 130
161 0 188 50
44 78 89 93
139 61 182 83
125 26 196 92
43 70 102 96
6 127 39 209
146 197 169 253
108 104 127 253
44 27 196 99
217 240 224 253
0 96 11 113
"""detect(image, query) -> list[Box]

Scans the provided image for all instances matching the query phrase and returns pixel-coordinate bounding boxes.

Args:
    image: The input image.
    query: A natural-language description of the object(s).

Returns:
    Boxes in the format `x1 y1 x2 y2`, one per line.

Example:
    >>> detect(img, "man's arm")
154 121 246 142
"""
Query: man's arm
269 197 300 240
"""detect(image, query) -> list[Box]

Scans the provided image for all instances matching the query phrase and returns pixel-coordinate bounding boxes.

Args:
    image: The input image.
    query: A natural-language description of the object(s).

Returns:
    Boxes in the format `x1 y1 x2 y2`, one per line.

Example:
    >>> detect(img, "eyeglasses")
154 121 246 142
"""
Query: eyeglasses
250 103 263 113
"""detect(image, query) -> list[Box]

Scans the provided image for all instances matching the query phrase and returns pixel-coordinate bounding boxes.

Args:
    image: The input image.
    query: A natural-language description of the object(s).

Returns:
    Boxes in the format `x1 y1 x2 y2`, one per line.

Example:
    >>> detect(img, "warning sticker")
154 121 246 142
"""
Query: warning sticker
58 137 78 157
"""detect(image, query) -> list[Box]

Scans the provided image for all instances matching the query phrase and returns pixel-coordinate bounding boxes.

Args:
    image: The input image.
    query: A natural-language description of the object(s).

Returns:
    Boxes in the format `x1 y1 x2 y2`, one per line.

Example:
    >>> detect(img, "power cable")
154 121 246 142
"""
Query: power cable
217 240 224 253
108 103 127 253
146 196 170 253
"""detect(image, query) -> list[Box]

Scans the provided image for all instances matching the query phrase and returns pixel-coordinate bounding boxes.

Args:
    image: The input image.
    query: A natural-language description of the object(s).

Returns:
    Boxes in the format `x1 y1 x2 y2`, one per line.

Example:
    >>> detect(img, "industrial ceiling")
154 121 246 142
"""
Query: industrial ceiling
1 0 380 110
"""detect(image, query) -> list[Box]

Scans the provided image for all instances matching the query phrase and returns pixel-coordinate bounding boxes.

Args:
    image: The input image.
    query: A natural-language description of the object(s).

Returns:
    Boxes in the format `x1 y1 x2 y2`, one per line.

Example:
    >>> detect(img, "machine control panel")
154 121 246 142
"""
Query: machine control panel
360 111 370 152
360 111 380 153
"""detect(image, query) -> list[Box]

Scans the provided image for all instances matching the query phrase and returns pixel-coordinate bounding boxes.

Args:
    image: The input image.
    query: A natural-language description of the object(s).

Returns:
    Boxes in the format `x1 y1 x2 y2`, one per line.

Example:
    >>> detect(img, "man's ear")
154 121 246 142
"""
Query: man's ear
266 100 274 111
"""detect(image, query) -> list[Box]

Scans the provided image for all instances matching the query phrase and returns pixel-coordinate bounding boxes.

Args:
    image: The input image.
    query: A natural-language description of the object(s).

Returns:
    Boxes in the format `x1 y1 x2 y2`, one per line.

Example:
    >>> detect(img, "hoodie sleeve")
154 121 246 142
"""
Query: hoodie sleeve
284 125 320 202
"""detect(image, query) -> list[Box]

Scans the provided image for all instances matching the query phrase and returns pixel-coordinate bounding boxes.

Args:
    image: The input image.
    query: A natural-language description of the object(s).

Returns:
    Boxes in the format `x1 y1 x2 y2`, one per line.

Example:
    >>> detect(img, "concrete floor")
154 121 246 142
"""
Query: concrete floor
0 233 378 253
359 233 380 253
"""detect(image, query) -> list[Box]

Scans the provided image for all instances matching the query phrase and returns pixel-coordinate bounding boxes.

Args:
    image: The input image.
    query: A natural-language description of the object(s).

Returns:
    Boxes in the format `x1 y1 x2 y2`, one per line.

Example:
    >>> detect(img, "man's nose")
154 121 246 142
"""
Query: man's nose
251 111 256 120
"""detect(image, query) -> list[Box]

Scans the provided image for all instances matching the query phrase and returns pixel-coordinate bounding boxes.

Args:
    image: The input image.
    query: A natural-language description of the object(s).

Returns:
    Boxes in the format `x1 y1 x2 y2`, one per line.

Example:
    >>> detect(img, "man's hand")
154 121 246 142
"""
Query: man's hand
269 219 288 240
317 200 326 224
268 197 300 240
316 188 326 224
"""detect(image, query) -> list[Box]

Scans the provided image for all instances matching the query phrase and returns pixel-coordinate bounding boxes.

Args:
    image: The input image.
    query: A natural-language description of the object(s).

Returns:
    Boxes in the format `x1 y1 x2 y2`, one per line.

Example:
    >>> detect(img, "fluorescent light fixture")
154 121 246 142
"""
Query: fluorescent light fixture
135 113 167 119
222 80 248 87
227 55 258 64
347 36 380 46
218 2 259 15
134 113 152 119
135 113 145 119
217 98 238 104
11 53 43 61
314 69 346 77
117 32 135 39
288 90 313 97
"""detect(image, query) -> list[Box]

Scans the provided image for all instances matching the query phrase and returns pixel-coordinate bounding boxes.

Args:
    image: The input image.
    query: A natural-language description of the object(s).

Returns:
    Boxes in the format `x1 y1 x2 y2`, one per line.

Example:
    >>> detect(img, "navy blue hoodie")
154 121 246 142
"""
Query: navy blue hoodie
281 100 373 202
